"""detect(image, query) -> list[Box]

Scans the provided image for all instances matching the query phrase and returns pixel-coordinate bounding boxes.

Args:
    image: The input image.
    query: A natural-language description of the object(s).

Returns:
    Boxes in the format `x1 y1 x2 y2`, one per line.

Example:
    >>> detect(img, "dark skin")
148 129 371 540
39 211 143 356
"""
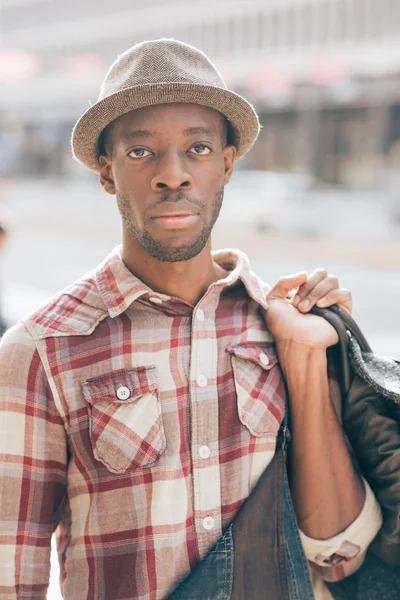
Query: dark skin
100 103 235 305
100 102 364 539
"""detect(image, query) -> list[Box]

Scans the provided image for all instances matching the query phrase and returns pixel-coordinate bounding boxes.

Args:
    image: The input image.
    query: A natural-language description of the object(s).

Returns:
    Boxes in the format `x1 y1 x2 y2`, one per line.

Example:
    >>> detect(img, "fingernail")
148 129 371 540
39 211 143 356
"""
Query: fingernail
291 295 300 307
300 299 310 310
317 297 327 306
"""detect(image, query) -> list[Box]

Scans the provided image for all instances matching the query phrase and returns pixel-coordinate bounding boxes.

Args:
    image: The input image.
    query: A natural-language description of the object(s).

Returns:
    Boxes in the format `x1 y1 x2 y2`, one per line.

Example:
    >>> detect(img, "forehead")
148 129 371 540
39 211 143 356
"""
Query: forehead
110 103 224 137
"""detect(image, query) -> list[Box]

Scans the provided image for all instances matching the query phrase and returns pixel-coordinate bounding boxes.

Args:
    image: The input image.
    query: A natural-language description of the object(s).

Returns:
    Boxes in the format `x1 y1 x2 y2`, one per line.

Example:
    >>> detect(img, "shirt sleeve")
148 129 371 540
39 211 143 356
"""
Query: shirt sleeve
0 322 68 599
299 478 383 582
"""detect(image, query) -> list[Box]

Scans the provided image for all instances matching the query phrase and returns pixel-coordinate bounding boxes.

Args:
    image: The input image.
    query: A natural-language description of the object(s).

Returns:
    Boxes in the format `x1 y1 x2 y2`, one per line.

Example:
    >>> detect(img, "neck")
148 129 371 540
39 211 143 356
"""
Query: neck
120 234 227 306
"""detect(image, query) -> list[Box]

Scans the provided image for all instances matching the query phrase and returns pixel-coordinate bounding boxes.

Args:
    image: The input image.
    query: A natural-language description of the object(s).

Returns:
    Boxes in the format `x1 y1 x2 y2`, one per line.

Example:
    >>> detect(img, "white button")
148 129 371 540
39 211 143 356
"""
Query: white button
199 445 211 459
116 385 130 400
202 516 215 530
196 309 205 321
259 352 269 366
149 297 163 304
196 374 208 388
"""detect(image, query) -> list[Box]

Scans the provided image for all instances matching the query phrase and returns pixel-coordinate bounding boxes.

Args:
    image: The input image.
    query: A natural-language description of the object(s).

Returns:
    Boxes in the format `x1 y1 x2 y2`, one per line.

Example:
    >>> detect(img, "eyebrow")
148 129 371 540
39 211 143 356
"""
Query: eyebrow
183 126 217 137
121 129 156 141
121 126 217 142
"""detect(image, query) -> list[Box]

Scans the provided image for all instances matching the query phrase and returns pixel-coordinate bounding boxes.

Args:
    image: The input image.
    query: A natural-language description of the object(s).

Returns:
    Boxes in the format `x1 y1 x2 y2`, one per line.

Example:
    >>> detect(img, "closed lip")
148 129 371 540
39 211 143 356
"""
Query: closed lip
150 201 200 220
151 214 200 229
152 212 197 218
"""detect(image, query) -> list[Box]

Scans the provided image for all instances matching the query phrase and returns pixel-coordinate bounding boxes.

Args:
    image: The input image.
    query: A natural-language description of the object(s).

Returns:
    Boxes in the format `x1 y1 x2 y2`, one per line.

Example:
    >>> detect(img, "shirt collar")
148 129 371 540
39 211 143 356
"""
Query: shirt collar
95 246 269 318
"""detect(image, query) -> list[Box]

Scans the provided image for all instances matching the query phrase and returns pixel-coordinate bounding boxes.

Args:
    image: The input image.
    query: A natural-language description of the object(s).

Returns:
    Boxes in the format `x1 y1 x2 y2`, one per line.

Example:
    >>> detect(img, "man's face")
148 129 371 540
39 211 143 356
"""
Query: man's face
99 103 236 262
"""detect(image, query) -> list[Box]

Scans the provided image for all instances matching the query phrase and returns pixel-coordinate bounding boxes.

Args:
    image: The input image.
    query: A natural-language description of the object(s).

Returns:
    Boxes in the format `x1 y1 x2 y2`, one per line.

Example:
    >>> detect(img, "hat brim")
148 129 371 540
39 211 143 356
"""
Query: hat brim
72 83 260 172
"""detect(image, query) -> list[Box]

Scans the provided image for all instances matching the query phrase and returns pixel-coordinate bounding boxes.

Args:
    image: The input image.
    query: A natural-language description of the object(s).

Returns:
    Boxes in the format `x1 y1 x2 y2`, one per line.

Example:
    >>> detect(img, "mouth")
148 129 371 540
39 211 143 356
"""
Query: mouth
151 212 200 230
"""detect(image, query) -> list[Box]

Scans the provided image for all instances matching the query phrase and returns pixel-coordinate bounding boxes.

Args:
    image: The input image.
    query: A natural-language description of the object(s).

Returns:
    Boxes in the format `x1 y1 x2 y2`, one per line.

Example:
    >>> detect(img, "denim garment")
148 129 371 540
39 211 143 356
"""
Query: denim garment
168 428 314 600
168 524 234 600
284 470 315 600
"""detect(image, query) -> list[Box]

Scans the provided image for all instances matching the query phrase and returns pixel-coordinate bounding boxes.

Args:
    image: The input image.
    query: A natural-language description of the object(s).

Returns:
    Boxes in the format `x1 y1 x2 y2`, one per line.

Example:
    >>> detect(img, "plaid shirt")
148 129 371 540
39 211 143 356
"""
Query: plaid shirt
0 247 381 600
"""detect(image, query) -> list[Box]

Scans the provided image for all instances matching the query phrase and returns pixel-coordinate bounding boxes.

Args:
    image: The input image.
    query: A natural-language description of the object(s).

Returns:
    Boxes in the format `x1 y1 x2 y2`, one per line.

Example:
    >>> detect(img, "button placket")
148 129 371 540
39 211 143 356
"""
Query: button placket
189 295 222 558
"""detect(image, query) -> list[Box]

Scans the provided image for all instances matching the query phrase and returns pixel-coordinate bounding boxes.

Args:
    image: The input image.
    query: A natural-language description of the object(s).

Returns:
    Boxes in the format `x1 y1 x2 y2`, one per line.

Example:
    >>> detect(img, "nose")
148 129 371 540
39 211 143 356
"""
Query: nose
150 148 193 192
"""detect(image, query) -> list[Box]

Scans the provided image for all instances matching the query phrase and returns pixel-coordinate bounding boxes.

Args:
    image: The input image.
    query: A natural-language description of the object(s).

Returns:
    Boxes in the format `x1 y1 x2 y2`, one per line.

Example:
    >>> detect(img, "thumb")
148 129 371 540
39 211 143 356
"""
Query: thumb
267 271 308 299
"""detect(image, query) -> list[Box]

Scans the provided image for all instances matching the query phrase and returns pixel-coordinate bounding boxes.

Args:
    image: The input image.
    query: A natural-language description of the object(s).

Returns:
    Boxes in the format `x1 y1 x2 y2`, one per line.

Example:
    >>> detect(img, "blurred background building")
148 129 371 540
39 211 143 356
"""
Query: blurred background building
0 1 399 337
2 0 400 189
0 0 399 340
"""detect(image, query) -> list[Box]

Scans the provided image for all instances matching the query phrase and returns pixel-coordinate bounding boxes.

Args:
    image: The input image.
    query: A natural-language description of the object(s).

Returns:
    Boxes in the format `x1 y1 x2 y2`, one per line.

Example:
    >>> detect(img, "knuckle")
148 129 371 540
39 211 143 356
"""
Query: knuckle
308 289 320 301
315 268 328 276
327 275 339 285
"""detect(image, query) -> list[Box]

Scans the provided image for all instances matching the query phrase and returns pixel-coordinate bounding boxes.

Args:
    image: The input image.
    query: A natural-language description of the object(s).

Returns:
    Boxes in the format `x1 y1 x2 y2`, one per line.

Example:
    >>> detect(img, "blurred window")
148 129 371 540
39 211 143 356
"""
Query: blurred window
316 1 331 45
261 10 272 50
242 14 255 55
351 0 368 40
331 0 349 43
285 8 297 48
300 4 313 46
386 0 400 36
0 0 186 31
366 0 389 39
270 10 282 49
213 20 229 56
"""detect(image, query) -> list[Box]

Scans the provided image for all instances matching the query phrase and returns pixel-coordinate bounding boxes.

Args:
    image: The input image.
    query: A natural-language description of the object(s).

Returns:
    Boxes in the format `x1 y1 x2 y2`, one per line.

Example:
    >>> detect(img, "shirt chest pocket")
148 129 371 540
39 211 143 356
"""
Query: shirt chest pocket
227 343 286 437
81 366 166 474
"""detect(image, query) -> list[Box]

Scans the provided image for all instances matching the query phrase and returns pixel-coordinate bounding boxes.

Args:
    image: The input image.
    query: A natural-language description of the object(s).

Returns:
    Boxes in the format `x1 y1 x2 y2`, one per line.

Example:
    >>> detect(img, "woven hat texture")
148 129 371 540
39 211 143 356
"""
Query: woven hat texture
72 38 260 172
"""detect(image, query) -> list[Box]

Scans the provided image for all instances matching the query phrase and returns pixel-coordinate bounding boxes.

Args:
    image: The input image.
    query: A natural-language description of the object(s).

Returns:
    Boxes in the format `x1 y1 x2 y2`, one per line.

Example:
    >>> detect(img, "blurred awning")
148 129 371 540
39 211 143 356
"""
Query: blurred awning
0 49 39 83
307 57 348 87
62 53 105 79
249 64 293 104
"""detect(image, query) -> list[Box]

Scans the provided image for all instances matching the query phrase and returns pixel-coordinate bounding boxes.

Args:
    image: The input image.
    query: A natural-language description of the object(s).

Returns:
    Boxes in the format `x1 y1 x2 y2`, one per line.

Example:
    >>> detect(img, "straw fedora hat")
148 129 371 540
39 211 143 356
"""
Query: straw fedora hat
72 38 260 172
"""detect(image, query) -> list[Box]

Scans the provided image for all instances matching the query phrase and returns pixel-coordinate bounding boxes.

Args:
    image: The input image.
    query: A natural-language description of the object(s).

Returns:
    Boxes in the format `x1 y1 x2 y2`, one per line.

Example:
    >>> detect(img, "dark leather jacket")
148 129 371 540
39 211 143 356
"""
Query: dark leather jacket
331 334 400 564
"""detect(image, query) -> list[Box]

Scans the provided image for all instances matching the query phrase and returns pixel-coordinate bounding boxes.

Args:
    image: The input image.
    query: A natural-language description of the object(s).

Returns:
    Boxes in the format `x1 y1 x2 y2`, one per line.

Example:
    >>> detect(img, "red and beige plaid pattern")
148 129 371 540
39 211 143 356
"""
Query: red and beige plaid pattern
0 247 378 599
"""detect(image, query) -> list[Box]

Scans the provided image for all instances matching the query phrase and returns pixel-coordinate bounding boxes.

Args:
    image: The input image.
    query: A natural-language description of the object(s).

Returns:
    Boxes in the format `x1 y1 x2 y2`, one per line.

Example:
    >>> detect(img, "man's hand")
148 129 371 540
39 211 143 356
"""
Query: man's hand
263 270 351 350
290 268 352 314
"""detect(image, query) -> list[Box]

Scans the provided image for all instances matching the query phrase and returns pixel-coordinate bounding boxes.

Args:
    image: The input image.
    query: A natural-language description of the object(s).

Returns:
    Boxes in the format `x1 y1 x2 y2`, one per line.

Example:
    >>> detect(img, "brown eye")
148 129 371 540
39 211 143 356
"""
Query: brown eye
189 144 211 155
128 148 152 158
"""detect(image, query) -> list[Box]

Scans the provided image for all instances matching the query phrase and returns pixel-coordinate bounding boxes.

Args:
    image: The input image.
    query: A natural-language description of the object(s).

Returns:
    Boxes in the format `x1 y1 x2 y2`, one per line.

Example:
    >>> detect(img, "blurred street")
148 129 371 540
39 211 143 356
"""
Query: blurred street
2 179 400 359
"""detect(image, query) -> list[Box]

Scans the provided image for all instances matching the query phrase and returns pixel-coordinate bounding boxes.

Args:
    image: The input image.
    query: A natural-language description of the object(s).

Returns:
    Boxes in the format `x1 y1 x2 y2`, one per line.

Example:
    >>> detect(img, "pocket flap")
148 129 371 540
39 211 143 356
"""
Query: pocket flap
227 342 278 370
228 342 285 437
81 366 158 405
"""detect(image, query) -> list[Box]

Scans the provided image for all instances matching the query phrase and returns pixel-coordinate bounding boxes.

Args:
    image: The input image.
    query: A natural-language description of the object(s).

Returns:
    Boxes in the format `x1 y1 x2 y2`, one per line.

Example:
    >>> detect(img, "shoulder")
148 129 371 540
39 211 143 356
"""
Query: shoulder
0 321 42 387
13 270 108 342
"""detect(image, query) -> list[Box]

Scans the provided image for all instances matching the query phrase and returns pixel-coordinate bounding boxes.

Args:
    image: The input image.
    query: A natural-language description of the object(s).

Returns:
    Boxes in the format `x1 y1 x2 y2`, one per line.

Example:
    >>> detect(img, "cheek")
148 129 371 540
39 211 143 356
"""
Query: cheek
114 172 147 207
195 163 225 193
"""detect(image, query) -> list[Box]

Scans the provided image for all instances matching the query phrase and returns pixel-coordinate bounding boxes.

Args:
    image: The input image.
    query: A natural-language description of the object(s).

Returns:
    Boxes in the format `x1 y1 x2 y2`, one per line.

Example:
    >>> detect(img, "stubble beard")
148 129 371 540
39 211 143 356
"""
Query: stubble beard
116 188 224 263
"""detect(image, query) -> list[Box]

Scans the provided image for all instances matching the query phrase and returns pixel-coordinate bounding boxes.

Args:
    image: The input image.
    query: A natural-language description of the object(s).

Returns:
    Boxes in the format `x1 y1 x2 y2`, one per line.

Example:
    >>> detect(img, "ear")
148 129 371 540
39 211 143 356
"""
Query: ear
223 145 236 185
99 155 116 195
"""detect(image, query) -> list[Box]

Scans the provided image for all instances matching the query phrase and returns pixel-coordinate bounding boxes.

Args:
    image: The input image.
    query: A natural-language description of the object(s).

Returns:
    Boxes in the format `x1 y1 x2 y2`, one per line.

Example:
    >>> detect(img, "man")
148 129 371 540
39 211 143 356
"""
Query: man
0 39 381 599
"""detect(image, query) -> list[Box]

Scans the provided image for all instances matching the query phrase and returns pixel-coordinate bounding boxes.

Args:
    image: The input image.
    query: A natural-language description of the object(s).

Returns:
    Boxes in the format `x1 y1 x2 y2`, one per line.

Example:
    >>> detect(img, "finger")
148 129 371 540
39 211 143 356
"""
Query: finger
291 268 329 308
268 272 308 300
296 275 340 312
316 288 352 313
